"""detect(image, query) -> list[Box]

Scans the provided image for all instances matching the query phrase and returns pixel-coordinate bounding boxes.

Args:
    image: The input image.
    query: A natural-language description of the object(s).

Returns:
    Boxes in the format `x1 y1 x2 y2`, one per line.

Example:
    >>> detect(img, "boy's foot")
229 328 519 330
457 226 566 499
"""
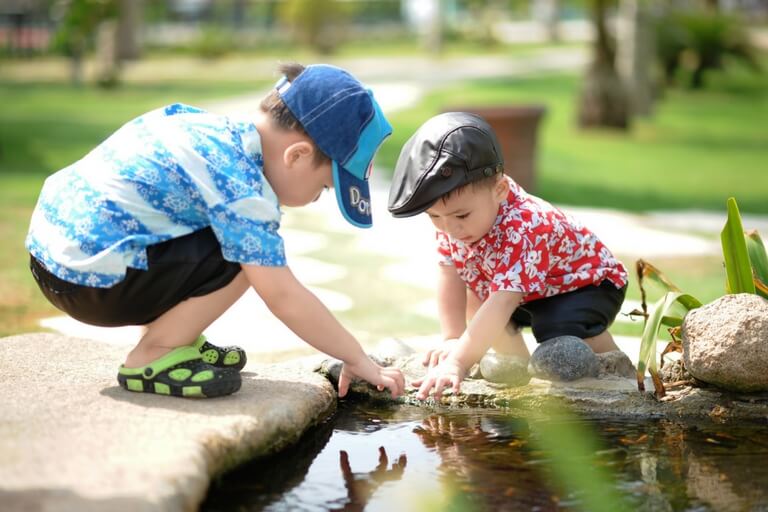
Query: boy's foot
117 346 241 398
192 335 247 371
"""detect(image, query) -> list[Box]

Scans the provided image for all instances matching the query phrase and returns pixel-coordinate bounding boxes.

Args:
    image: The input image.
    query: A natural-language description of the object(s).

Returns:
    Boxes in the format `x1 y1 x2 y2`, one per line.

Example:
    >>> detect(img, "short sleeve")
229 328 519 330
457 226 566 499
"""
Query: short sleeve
208 199 286 266
436 231 454 266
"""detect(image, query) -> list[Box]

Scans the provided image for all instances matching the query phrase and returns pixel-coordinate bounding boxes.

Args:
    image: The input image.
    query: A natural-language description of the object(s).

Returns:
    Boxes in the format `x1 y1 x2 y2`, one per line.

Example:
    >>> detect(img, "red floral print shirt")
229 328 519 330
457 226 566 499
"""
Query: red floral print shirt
437 177 628 303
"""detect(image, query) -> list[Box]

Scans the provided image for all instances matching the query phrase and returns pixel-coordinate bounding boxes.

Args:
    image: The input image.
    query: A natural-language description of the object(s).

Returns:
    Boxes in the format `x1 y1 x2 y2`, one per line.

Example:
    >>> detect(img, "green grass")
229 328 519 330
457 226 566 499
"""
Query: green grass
0 81 265 176
376 64 768 214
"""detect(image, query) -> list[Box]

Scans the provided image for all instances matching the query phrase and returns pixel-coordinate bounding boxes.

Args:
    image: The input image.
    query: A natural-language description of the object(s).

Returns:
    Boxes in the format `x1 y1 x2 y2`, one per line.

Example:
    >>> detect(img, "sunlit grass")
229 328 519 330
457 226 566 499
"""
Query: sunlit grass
378 63 768 214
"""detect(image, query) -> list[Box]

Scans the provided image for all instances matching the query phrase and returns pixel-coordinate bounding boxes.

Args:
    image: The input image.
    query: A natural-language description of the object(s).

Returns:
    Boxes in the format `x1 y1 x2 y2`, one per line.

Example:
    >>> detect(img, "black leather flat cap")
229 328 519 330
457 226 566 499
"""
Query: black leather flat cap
388 112 504 218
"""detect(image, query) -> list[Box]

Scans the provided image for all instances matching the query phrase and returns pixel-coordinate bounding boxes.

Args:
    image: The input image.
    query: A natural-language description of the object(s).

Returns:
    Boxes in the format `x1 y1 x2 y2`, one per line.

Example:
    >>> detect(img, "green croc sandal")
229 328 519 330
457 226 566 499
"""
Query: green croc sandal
193 335 247 371
117 346 241 398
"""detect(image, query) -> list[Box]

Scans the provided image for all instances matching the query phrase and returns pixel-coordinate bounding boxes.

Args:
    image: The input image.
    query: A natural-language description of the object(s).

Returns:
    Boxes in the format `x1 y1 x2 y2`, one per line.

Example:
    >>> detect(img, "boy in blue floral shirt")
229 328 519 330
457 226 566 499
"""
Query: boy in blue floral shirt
26 63 404 399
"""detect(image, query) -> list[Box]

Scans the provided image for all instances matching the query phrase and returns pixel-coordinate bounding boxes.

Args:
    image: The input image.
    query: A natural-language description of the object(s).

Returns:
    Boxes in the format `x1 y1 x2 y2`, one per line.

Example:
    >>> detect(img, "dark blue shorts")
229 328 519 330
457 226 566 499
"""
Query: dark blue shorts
511 281 627 342
30 227 241 327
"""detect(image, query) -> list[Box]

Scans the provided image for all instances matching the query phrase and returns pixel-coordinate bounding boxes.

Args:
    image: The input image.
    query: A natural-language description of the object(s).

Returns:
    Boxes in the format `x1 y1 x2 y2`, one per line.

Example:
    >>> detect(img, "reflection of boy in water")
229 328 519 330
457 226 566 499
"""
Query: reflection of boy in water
337 447 407 510
413 413 567 510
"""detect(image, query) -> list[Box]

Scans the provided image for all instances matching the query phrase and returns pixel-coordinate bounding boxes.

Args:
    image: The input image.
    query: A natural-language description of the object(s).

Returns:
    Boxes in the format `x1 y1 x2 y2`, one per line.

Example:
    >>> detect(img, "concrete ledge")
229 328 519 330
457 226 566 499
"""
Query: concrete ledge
0 333 336 512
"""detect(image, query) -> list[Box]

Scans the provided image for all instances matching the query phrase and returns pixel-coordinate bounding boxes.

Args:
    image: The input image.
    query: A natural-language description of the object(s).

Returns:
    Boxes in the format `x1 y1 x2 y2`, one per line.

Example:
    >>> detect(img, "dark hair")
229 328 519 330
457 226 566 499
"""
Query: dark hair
260 62 330 166
440 171 503 204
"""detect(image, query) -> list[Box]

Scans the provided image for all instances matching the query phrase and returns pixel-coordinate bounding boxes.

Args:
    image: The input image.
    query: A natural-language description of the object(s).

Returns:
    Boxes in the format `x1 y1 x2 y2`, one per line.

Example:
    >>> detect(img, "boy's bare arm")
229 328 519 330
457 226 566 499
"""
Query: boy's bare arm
241 264 404 397
422 264 467 368
437 264 467 339
452 290 523 371
414 290 523 399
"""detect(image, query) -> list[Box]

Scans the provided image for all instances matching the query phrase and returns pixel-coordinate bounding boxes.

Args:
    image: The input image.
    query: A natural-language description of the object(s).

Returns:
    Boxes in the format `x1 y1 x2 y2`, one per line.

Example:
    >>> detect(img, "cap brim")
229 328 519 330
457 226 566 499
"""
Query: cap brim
333 161 372 228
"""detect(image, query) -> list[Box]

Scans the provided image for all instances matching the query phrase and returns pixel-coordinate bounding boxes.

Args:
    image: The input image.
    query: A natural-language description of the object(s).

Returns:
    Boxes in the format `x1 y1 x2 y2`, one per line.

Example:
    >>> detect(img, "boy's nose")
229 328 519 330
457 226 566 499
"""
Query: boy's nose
444 223 464 239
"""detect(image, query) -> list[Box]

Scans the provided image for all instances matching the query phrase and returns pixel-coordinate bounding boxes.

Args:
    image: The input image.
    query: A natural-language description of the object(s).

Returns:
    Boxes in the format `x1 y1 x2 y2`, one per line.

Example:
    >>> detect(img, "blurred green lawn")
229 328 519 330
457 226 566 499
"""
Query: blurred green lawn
377 65 768 213
0 59 766 338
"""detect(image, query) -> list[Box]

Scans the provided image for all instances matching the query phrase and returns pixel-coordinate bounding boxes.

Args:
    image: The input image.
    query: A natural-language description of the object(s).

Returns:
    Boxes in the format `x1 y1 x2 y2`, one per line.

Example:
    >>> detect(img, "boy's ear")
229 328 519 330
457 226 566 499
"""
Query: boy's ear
493 174 507 200
283 141 314 168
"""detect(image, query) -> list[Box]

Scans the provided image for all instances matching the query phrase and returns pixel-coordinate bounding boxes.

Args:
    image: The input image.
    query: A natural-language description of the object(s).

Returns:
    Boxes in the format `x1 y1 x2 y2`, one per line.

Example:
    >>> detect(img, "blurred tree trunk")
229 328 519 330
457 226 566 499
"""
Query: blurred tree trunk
116 0 142 60
617 0 655 116
69 41 85 87
232 0 247 28
95 19 118 87
536 0 561 42
577 0 630 130
425 0 442 55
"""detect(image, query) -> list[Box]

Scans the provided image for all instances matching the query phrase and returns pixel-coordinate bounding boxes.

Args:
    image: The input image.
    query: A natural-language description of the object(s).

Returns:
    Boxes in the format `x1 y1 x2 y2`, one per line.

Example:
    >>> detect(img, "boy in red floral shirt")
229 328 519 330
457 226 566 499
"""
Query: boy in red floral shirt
388 112 628 399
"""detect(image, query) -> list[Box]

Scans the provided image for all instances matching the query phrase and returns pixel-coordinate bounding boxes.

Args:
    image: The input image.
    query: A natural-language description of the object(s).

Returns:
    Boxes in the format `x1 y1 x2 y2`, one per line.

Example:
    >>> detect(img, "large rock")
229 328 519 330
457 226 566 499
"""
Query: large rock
0 333 336 512
682 294 768 392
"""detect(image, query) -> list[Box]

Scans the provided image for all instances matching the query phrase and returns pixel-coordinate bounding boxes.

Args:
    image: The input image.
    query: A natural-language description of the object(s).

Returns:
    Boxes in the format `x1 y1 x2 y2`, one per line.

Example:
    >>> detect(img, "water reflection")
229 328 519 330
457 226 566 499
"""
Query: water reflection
203 404 768 511
412 413 559 510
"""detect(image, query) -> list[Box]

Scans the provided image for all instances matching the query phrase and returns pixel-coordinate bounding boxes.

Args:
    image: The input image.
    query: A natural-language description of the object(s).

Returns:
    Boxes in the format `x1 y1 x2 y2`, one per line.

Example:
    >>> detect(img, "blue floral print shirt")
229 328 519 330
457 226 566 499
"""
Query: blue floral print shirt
26 103 285 288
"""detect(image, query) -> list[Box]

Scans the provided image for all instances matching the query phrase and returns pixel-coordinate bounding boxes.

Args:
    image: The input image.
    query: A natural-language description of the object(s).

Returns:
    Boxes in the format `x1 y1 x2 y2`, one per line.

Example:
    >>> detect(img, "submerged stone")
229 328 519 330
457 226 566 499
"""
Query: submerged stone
528 336 600 382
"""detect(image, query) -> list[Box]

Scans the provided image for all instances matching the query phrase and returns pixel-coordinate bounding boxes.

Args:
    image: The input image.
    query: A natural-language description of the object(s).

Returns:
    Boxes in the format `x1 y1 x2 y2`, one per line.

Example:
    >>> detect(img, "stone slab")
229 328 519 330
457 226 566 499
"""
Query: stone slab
0 333 336 512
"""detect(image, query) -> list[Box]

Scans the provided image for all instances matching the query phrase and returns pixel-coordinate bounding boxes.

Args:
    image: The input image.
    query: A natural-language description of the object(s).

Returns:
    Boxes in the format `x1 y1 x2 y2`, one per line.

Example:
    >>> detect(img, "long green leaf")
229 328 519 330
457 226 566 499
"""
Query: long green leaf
746 229 768 299
721 197 755 294
636 292 702 395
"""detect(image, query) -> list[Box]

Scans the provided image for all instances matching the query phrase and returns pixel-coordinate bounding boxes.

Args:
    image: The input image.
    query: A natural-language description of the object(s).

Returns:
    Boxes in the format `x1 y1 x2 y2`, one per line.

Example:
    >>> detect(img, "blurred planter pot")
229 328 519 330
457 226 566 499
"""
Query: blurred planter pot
443 105 547 193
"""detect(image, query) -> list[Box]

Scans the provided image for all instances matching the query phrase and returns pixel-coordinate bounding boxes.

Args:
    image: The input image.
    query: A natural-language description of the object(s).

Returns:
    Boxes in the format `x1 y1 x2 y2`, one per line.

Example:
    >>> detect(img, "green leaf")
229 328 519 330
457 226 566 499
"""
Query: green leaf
721 197 755 294
636 292 702 395
746 230 768 299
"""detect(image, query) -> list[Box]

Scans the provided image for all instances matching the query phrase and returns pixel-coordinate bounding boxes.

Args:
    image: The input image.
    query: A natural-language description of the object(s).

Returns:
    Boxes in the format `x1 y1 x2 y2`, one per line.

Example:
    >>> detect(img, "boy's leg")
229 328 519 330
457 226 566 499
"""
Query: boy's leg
125 271 249 368
582 330 620 353
522 281 626 354
466 290 530 359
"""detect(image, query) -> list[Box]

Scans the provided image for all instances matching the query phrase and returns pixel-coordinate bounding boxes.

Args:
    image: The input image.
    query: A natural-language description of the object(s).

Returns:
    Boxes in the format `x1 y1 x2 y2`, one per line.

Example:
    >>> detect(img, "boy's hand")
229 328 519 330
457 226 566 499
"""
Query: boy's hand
338 357 405 399
411 356 466 400
422 338 460 368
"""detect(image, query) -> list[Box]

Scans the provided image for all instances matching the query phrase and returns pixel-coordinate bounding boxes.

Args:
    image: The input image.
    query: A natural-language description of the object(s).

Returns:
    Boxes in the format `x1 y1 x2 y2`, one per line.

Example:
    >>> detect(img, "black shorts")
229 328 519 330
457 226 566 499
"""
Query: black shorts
30 227 242 327
512 281 627 342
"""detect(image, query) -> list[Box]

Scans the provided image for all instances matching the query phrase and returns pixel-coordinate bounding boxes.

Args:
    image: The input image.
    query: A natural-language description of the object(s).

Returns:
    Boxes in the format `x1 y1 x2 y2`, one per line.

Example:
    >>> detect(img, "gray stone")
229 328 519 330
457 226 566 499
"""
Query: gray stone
0 333 336 512
371 337 416 364
682 293 768 392
597 350 637 379
317 358 344 384
478 352 531 386
528 336 599 381
660 358 695 384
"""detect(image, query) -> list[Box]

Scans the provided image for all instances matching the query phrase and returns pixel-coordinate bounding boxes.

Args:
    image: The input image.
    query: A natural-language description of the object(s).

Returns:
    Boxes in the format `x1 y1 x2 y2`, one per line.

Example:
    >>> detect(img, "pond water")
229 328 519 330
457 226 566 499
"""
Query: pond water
202 402 768 511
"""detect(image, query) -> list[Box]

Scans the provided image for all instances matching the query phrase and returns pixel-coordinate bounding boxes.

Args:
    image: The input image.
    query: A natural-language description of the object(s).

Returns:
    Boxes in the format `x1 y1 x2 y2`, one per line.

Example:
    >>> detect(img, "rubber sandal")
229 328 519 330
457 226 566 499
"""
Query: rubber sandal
193 335 247 371
117 346 241 398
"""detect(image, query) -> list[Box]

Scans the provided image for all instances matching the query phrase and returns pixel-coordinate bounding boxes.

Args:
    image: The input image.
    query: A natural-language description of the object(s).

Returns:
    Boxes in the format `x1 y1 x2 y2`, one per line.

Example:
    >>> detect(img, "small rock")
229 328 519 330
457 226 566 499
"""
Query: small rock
371 337 416 366
660 358 694 384
478 353 531 387
597 350 636 379
467 363 482 379
528 336 599 382
316 358 343 385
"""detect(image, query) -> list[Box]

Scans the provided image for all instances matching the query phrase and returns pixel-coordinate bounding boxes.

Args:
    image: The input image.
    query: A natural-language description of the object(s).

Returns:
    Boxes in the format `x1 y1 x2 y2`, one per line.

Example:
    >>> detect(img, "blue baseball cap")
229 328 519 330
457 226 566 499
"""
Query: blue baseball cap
276 64 393 228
